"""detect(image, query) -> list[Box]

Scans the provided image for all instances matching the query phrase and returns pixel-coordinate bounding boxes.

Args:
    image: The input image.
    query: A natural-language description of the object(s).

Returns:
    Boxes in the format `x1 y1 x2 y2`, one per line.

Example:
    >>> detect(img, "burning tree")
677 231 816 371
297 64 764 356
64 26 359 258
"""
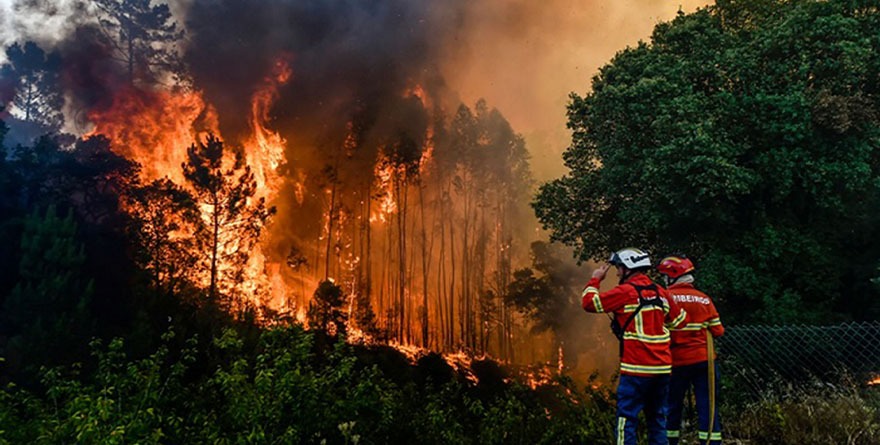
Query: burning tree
182 133 275 305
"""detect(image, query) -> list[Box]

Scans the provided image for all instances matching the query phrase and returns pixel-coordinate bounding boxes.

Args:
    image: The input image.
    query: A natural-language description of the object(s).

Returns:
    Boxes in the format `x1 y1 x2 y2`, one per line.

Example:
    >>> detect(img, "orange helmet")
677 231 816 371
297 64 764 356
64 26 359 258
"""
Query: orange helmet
657 255 695 279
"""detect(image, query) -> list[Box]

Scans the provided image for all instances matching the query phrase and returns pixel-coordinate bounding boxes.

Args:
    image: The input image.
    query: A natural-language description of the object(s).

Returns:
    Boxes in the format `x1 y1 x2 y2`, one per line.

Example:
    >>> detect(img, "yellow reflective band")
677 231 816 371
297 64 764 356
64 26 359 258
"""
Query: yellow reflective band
708 318 722 326
622 304 662 313
698 431 723 440
620 362 672 374
617 417 626 445
623 332 670 343
672 322 705 332
666 310 686 328
666 430 680 438
592 294 603 313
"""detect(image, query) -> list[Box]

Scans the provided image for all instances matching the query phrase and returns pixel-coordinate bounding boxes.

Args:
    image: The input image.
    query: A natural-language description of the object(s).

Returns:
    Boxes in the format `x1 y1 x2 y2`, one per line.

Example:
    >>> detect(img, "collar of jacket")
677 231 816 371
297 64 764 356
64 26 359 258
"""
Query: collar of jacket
668 282 695 290
622 273 652 286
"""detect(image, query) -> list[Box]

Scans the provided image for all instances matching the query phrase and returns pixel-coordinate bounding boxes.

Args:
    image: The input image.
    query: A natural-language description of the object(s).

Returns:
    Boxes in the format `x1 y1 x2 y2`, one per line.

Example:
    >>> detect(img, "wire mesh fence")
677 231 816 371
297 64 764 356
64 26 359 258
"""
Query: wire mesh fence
717 322 880 397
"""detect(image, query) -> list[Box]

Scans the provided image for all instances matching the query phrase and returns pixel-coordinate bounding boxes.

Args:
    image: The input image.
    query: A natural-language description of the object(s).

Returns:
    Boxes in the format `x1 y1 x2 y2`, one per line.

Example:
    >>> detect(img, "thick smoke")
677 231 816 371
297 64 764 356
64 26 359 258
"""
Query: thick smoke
184 0 458 141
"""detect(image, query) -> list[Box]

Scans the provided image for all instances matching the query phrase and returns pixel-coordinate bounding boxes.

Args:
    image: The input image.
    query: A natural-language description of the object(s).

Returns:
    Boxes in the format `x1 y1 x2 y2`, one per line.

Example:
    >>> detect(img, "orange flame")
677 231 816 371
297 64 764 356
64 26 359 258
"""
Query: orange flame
868 376 880 386
247 57 293 200
88 61 295 311
87 87 219 183
371 159 398 223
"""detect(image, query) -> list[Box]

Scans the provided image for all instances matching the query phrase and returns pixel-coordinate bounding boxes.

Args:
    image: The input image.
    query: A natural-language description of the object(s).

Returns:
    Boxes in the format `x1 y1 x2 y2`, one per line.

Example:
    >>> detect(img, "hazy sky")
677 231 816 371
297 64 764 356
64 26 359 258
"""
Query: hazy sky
0 0 712 179
440 1 712 179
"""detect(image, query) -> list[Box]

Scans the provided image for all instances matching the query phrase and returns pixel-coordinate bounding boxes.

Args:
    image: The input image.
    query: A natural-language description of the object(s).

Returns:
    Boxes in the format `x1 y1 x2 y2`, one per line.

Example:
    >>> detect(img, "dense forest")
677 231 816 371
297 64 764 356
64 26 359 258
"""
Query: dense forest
1 0 880 443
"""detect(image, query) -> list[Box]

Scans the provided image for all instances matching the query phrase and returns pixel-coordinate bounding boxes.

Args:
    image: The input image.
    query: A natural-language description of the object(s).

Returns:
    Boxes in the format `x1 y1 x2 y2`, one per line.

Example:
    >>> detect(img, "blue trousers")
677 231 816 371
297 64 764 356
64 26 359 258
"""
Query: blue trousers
615 374 670 445
667 362 722 445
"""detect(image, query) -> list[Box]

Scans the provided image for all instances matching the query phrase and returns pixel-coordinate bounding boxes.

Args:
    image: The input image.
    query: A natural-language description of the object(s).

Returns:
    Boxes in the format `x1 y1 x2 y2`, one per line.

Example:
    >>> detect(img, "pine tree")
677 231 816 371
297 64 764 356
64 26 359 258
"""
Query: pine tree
0 41 64 131
93 0 184 85
3 205 94 370
182 133 274 306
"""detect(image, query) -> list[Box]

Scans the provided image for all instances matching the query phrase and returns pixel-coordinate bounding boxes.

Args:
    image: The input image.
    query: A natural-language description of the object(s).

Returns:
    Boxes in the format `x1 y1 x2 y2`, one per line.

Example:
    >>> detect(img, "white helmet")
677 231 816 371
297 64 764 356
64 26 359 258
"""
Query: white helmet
609 248 651 269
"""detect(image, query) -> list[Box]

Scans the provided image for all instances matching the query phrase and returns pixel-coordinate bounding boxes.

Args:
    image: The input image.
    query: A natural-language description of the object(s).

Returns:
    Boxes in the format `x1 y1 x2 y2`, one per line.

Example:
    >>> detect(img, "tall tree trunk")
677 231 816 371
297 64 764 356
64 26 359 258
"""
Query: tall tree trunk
396 173 407 343
448 185 457 349
437 191 448 349
210 197 220 301
419 182 430 347
324 178 337 279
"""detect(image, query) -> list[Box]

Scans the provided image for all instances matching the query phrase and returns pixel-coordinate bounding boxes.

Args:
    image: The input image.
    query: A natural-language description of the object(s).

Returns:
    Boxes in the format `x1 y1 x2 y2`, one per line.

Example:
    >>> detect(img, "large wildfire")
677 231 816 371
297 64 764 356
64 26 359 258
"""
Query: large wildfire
83 61 543 362
0 0 704 378
3 0 548 365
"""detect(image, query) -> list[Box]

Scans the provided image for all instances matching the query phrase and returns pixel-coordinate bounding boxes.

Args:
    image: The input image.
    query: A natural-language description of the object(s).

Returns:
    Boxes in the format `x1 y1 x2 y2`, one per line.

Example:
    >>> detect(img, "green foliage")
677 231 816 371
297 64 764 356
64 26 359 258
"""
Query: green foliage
4 321 878 444
0 331 196 445
726 382 880 445
534 0 880 323
0 323 625 444
3 205 94 370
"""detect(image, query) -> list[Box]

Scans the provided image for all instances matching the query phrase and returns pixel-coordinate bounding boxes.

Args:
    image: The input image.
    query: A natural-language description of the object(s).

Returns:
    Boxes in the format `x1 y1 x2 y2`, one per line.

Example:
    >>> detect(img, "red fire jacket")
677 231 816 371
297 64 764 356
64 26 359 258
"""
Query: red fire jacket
666 282 724 367
582 273 687 376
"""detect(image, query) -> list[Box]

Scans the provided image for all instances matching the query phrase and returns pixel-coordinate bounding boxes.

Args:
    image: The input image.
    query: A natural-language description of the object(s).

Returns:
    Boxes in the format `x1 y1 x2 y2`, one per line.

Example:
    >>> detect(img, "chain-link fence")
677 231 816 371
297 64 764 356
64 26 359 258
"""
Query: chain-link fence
718 322 880 397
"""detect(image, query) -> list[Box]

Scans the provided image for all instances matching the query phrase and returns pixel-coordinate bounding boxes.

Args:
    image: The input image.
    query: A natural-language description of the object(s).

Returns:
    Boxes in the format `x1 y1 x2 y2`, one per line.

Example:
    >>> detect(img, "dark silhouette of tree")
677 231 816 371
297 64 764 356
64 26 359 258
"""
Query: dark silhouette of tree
93 0 184 85
506 241 586 369
1 42 63 131
182 133 274 305
0 116 20 298
124 178 200 297
11 135 76 209
69 135 140 224
308 279 347 337
3 205 94 371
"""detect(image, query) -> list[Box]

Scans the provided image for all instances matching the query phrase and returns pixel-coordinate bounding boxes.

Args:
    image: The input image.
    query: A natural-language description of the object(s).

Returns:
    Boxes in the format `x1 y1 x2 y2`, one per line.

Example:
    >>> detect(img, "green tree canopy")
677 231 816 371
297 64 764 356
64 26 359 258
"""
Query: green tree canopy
1 41 64 131
534 0 880 323
3 205 94 370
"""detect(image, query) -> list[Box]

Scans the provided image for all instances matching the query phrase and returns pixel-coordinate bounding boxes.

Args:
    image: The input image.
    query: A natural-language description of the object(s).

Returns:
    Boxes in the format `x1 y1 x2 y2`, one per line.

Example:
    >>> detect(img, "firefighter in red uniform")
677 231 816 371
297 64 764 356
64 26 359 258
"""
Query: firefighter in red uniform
657 255 724 445
582 248 687 445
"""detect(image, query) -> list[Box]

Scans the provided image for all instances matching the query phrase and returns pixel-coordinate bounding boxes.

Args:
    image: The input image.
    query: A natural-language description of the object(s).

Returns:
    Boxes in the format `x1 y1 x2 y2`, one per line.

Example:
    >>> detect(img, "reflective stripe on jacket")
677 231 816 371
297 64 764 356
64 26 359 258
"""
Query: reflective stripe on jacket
667 282 724 367
582 273 687 376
